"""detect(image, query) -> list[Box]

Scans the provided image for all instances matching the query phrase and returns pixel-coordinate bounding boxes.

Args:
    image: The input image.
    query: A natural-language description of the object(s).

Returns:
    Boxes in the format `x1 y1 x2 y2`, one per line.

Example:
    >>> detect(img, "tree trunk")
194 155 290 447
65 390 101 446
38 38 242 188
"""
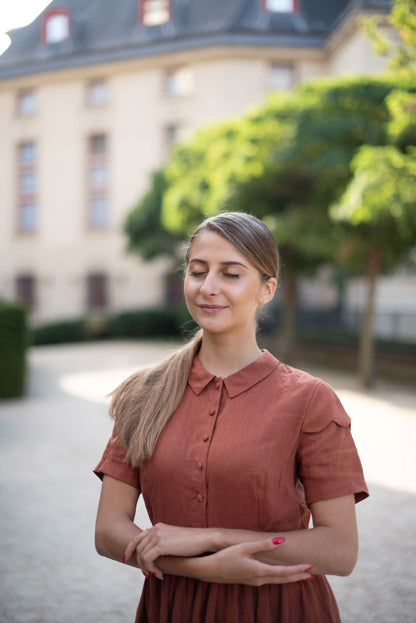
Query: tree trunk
358 245 381 388
279 274 298 365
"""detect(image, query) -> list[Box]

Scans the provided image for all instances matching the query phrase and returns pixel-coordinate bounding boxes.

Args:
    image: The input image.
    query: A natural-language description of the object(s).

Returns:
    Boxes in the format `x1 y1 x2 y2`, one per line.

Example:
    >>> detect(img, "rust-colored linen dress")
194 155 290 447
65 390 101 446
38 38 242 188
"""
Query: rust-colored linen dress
94 350 368 623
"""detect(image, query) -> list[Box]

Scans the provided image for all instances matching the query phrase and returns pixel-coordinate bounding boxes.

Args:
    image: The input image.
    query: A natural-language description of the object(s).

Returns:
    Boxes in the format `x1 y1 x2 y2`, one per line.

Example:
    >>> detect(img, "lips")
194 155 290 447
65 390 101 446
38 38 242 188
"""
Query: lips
198 304 225 312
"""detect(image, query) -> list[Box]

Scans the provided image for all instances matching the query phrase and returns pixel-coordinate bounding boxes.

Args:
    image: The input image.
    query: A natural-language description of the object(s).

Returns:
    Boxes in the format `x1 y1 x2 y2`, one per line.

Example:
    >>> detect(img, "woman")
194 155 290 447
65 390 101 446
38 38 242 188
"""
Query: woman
94 212 368 623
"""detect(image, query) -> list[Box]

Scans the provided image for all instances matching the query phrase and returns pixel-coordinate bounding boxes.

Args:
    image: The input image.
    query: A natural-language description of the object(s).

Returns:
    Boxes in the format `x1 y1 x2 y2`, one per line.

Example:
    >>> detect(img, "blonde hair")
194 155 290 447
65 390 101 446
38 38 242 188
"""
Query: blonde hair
111 212 279 467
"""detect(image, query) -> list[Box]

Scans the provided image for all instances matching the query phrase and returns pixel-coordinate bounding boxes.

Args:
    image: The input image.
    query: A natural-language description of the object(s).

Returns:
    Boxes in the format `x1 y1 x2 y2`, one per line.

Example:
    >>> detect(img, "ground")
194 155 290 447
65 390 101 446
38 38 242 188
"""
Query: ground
0 340 415 623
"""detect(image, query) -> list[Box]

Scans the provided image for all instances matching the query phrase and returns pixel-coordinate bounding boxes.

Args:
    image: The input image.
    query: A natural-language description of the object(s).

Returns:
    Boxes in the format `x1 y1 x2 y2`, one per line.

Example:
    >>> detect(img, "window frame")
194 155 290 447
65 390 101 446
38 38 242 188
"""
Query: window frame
86 79 109 107
17 141 37 234
16 274 36 311
87 134 109 230
16 89 37 116
261 0 299 13
139 0 172 26
42 8 71 44
164 66 194 97
268 63 296 91
86 273 108 311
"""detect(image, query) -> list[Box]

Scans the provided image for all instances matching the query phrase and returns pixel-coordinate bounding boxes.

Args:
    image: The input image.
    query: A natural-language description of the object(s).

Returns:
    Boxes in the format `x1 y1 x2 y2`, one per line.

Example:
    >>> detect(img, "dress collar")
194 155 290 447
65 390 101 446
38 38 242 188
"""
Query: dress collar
187 350 279 398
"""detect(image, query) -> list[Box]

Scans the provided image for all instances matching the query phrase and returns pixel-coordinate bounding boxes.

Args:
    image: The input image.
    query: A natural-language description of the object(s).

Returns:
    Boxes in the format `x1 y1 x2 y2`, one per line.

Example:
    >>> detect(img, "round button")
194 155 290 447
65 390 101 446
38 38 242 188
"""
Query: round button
196 462 203 471
209 408 215 416
196 494 203 503
203 434 209 442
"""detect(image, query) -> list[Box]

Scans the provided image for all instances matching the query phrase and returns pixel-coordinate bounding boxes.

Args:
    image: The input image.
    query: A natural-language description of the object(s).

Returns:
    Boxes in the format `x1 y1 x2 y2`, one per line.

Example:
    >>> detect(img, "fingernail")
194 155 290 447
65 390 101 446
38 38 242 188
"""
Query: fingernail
142 571 149 578
305 576 314 581
306 566 314 572
122 554 126 564
271 537 286 545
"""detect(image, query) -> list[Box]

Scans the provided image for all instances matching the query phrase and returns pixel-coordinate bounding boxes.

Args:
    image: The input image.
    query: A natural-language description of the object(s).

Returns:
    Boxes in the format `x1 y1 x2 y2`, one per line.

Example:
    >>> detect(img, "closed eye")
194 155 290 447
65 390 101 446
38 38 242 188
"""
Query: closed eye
190 271 206 277
224 273 240 279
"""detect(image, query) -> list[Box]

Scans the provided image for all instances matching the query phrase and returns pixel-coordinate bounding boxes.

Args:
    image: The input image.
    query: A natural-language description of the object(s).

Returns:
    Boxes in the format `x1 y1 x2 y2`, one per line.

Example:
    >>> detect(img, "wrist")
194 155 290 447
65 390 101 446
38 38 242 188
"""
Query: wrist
207 527 225 552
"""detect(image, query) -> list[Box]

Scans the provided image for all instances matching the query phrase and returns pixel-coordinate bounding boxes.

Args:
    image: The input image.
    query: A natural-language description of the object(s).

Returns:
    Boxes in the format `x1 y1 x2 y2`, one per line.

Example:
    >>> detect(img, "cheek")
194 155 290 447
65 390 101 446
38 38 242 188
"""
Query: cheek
183 278 194 303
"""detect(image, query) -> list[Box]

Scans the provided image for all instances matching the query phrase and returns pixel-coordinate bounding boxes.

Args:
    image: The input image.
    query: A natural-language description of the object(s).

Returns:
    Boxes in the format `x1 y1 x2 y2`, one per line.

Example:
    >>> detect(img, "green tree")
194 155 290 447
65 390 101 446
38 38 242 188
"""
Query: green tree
361 0 416 78
331 89 416 386
125 76 415 376
124 169 183 261
161 77 405 363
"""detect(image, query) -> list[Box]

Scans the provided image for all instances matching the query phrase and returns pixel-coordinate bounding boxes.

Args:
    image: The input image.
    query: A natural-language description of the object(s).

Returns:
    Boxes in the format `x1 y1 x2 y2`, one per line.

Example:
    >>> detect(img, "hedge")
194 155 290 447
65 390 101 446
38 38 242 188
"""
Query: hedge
0 301 28 398
31 305 198 345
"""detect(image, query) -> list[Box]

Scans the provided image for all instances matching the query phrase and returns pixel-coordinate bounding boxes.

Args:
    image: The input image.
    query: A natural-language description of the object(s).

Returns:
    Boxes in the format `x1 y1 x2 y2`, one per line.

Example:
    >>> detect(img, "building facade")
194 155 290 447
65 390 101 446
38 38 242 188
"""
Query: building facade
0 0 392 325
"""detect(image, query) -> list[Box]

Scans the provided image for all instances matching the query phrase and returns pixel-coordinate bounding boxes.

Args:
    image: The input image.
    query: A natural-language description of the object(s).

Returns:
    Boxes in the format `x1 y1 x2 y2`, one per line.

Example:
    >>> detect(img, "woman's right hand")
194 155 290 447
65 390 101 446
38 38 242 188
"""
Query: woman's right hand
124 523 217 579
196 538 313 586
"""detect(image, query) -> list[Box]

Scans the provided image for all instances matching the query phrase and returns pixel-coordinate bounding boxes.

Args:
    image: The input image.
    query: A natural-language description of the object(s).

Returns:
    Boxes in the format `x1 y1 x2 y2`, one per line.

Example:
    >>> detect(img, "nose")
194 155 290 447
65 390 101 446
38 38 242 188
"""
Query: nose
200 272 218 296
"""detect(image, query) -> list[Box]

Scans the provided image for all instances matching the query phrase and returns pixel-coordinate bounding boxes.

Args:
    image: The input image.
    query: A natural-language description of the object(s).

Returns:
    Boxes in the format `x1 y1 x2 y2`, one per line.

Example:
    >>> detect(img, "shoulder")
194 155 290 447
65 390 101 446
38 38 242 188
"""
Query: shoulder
263 352 350 429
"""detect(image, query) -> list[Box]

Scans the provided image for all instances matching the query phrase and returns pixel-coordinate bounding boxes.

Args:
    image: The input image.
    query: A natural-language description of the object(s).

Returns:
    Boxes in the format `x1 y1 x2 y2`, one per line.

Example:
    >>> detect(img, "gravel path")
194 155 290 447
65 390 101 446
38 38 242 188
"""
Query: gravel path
0 341 415 623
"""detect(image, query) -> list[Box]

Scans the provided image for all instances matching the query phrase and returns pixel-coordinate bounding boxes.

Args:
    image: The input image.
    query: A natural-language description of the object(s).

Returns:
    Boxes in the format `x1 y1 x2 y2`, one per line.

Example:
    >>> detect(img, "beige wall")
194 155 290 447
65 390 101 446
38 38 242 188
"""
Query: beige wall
0 29 390 325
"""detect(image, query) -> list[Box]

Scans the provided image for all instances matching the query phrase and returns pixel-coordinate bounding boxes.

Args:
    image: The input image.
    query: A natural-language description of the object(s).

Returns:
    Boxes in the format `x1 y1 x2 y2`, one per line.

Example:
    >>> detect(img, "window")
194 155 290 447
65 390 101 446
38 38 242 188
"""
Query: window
17 141 37 233
269 64 295 91
87 273 108 311
262 0 298 13
87 135 109 229
164 124 180 146
87 80 109 107
17 90 37 116
43 9 71 44
140 0 171 26
164 67 194 96
16 274 36 310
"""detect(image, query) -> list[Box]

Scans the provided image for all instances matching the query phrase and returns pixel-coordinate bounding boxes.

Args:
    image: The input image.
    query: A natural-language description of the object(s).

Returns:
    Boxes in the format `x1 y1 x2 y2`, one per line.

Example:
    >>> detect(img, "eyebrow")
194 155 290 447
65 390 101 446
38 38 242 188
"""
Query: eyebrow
189 259 248 269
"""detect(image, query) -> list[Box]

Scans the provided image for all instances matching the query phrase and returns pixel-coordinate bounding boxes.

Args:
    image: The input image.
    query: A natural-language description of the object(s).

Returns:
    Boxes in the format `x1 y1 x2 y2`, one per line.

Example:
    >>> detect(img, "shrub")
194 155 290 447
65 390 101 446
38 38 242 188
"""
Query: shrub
108 307 179 338
32 319 86 345
0 301 28 398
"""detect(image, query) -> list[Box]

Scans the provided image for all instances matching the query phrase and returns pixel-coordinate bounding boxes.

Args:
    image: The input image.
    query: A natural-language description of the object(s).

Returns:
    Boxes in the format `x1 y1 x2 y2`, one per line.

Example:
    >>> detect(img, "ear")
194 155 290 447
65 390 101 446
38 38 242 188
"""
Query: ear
260 278 277 306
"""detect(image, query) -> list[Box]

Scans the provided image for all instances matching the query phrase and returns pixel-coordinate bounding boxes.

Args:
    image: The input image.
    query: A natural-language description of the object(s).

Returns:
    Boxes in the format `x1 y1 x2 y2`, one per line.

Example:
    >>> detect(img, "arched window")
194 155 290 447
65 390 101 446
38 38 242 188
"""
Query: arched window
42 9 71 44
139 0 171 26
262 0 299 13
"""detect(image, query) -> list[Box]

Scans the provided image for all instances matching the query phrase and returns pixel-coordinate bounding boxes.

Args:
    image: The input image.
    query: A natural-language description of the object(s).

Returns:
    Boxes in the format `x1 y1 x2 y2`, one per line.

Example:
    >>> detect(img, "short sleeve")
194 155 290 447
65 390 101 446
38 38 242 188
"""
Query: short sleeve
93 427 141 491
297 381 369 506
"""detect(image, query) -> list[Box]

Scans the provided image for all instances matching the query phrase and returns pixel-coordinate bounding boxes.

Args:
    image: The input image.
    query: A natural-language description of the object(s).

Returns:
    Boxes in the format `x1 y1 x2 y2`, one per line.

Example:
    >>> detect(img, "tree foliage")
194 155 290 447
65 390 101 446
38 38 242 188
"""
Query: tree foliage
361 0 416 78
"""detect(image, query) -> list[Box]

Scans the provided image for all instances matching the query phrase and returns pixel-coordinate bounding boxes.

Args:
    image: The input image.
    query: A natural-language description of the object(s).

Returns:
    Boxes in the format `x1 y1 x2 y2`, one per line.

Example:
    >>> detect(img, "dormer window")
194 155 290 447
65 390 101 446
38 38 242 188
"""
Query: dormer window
43 9 71 44
140 0 171 26
262 0 299 13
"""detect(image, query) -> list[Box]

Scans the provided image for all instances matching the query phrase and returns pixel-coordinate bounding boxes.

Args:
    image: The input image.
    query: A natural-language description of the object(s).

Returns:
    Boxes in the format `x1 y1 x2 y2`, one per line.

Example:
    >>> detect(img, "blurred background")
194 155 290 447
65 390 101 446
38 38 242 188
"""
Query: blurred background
0 0 415 391
0 2 415 621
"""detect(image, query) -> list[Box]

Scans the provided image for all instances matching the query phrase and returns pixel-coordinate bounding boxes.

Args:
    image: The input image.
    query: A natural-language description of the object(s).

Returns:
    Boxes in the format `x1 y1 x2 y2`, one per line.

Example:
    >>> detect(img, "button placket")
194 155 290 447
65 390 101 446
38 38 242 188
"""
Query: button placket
195 378 223 514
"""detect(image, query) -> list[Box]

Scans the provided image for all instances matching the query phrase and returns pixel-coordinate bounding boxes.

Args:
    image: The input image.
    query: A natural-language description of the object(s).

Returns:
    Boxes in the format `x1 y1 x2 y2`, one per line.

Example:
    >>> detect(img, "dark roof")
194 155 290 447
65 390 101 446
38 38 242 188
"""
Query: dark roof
0 0 391 80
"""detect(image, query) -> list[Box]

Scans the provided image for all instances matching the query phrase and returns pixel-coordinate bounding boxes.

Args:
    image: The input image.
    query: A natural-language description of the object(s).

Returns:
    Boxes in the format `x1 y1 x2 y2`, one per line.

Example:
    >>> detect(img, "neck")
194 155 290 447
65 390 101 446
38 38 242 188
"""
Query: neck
198 332 262 378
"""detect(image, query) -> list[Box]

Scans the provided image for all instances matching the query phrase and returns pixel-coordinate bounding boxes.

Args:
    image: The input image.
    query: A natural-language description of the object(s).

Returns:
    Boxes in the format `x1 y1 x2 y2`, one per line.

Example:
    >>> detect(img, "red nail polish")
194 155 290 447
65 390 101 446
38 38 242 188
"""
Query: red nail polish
122 554 126 564
142 571 149 578
306 566 314 572
271 537 286 545
305 576 314 581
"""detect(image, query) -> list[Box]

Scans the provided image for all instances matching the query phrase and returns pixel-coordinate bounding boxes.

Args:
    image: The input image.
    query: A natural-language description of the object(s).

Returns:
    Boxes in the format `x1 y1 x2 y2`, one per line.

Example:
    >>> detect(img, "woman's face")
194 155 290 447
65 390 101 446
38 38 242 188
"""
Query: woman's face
184 229 276 338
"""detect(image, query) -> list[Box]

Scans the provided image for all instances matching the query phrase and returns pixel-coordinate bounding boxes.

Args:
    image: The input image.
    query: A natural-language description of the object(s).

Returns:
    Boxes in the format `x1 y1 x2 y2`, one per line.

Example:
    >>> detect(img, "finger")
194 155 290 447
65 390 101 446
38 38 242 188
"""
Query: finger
239 537 286 557
124 530 151 563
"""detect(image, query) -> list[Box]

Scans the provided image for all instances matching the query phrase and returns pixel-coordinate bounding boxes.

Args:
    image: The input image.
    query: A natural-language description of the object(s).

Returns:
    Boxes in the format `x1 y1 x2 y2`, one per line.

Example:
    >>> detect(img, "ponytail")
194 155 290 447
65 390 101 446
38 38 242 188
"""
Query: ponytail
110 330 203 467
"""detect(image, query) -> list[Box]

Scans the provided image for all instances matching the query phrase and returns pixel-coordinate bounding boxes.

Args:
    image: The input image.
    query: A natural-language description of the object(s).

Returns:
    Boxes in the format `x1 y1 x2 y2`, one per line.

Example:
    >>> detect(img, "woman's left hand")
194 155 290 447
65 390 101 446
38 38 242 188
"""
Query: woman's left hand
123 523 216 579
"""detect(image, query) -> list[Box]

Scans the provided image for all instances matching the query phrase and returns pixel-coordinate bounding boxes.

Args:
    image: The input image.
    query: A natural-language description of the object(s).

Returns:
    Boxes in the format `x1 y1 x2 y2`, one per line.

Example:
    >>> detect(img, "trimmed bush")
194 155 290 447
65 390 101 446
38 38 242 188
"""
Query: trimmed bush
0 301 28 398
32 319 86 345
108 307 179 338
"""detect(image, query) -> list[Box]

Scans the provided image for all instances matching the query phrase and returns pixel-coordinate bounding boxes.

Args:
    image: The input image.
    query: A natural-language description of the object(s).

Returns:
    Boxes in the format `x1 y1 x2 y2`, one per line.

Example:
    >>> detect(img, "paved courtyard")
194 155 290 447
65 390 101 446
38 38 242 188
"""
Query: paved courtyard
0 340 415 623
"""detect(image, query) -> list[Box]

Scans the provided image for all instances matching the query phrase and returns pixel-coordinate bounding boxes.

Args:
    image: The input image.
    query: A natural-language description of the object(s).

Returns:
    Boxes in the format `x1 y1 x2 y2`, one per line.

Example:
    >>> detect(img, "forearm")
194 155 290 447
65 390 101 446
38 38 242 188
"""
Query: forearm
214 525 356 576
211 495 359 577
95 515 142 567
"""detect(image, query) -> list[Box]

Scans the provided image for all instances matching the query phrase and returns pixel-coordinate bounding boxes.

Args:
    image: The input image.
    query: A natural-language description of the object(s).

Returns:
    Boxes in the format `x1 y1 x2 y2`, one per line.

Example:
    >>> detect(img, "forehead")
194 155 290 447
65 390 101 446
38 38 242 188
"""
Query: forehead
188 229 246 260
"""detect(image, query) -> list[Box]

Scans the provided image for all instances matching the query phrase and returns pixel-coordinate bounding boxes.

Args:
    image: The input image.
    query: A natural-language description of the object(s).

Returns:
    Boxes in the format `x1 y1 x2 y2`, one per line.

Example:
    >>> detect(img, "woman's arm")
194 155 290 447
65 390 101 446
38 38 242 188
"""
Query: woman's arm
127 494 358 578
213 494 358 577
95 475 142 565
95 476 313 585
